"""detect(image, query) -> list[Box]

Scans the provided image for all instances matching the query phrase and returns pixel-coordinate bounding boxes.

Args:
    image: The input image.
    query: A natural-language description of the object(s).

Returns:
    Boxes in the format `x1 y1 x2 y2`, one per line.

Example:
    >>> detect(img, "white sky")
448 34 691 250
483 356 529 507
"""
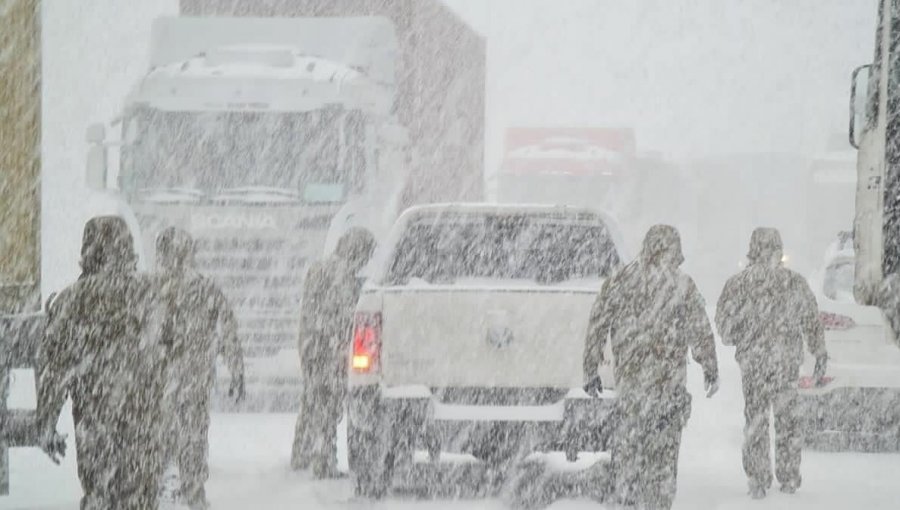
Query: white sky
443 0 877 168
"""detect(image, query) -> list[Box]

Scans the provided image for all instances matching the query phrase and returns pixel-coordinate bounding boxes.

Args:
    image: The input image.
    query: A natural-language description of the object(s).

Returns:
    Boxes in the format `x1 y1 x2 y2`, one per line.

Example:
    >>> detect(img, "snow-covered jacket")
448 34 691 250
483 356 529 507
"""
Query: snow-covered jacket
715 228 826 371
155 227 244 400
38 216 169 487
584 225 718 401
298 228 375 370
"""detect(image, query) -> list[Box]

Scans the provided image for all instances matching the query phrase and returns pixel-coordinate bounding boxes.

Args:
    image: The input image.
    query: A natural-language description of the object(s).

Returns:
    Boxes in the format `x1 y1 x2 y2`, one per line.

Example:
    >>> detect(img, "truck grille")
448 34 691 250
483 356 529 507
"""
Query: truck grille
193 234 307 354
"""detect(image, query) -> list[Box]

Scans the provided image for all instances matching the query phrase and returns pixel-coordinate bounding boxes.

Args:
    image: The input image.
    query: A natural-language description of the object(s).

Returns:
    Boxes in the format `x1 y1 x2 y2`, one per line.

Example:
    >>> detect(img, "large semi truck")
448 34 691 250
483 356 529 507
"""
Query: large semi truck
87 5 485 410
796 0 900 451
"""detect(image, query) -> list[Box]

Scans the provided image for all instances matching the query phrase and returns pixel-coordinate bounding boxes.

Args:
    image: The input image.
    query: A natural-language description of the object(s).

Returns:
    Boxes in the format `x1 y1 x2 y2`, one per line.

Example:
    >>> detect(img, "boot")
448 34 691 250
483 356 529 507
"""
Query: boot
749 484 767 500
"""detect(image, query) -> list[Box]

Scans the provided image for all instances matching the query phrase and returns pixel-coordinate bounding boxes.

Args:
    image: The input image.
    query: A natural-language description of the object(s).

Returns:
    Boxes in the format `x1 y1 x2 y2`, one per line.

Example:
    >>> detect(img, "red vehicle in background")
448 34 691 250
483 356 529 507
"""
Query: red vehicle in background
498 127 637 207
496 127 685 255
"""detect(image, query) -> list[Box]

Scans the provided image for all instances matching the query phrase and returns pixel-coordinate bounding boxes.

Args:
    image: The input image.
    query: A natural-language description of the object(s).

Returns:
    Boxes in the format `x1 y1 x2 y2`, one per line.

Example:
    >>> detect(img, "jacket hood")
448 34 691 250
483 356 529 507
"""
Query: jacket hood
156 226 195 272
80 216 138 277
334 227 376 272
747 227 783 266
640 224 684 268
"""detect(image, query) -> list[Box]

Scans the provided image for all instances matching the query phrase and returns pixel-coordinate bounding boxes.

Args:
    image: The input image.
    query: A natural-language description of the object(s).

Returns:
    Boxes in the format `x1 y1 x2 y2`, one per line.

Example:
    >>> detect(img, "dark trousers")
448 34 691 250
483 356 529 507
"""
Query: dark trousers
163 393 211 506
76 423 163 509
741 365 802 490
611 391 690 510
292 356 345 476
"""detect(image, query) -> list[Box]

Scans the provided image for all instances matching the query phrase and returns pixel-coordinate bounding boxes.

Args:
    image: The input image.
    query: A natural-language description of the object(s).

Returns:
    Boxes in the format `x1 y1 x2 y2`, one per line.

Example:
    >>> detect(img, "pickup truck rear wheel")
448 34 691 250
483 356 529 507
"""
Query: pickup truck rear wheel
471 426 525 466
348 389 396 499
348 413 391 498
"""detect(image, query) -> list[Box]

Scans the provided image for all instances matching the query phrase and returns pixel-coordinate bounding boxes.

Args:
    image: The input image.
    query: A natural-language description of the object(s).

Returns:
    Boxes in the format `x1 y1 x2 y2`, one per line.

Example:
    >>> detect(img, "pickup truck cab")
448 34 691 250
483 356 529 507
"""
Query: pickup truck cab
346 203 625 497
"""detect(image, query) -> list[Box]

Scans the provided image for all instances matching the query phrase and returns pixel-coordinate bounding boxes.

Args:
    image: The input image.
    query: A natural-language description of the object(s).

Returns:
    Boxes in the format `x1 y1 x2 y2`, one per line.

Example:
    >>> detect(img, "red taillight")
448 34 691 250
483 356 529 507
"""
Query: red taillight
819 311 856 330
352 312 382 373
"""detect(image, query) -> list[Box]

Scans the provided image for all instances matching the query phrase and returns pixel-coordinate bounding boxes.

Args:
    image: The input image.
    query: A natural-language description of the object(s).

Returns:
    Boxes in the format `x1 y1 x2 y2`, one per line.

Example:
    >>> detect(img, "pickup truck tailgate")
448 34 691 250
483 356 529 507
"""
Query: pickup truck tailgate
380 285 601 389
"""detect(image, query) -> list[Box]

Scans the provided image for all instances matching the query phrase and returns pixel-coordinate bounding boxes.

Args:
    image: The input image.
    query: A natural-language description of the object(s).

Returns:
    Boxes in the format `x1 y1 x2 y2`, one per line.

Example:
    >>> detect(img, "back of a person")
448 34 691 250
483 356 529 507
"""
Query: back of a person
66 272 161 424
723 264 804 369
605 260 692 399
61 270 167 506
162 271 225 393
299 256 356 363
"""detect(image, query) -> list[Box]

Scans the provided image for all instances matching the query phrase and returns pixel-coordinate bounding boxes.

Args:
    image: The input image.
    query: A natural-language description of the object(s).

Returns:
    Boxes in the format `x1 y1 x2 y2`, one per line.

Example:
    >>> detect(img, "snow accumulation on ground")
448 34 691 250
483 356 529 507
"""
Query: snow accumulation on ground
6 344 900 510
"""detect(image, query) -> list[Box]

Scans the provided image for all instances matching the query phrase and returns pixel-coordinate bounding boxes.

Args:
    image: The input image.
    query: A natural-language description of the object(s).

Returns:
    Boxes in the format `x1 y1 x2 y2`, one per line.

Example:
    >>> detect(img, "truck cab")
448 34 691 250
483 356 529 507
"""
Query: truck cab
86 16 410 410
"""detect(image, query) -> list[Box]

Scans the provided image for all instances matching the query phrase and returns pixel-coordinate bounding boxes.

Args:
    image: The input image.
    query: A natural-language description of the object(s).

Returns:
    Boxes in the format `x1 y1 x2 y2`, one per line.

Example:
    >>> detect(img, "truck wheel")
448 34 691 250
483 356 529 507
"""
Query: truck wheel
348 413 391 499
471 426 524 466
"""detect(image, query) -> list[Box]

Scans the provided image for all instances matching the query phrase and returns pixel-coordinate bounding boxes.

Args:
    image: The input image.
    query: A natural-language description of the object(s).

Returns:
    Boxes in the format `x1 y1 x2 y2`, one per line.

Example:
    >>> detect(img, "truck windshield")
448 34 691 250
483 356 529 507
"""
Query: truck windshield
121 107 366 202
386 214 620 285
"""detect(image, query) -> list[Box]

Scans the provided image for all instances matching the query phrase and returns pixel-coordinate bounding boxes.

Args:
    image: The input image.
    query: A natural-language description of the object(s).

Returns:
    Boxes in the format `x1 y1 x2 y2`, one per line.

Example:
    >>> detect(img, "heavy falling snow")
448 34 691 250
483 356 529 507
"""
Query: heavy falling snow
4 0 900 509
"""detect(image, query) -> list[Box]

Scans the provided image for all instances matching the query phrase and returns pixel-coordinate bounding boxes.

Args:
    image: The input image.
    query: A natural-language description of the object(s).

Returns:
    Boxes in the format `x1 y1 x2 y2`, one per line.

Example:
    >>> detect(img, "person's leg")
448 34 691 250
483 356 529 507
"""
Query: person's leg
611 403 641 507
312 375 344 479
642 422 683 510
741 370 774 495
774 378 802 492
179 398 211 508
291 361 316 470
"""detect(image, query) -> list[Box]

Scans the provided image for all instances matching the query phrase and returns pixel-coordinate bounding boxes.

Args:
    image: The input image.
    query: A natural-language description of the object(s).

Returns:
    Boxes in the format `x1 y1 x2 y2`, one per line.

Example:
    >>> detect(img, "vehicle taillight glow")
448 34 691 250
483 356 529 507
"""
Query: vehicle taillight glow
352 312 382 373
819 311 856 330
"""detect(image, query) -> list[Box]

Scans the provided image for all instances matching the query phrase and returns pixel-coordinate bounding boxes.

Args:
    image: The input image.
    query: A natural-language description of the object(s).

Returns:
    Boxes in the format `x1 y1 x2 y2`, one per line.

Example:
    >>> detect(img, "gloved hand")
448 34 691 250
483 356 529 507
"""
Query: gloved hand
704 371 720 398
228 374 246 403
814 355 828 387
39 429 67 465
584 375 603 397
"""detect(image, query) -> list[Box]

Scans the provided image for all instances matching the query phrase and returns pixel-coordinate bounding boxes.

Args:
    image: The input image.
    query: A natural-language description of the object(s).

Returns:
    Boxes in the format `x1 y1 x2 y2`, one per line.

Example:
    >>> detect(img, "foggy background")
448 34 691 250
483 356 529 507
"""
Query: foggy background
42 0 877 296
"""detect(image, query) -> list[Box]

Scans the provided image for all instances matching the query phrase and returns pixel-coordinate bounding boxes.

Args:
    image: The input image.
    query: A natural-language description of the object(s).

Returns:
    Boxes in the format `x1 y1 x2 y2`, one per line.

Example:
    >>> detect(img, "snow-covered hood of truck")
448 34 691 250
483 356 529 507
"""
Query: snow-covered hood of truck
129 51 391 114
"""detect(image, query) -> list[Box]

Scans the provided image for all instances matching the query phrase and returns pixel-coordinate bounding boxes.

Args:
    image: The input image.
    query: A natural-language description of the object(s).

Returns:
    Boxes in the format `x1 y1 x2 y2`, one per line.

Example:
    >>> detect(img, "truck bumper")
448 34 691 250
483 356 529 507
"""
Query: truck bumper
350 385 616 457
798 386 900 451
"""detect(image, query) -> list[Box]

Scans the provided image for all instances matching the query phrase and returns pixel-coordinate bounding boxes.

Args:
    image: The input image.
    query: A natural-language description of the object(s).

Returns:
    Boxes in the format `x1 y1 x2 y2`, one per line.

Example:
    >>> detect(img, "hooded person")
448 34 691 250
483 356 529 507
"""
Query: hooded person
291 227 376 477
877 271 900 344
583 224 719 510
715 227 827 499
154 226 244 510
37 216 169 510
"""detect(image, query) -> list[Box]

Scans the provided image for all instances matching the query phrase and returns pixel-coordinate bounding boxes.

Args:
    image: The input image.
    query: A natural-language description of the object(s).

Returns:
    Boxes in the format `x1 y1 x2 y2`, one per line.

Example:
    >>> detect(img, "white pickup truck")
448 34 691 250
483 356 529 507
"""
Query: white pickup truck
346 203 625 497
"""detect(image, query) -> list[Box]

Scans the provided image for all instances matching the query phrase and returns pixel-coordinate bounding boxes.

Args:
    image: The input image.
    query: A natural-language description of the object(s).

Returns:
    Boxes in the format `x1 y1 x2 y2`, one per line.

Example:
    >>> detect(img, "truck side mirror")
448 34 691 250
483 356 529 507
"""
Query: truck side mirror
850 64 873 149
85 123 107 190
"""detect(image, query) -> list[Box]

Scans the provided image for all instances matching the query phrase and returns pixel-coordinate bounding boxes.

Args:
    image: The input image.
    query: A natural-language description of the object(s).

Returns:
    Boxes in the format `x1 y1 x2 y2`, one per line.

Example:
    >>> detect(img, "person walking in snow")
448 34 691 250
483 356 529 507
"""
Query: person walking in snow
291 228 375 478
584 224 719 510
38 216 169 509
716 227 827 499
155 226 245 509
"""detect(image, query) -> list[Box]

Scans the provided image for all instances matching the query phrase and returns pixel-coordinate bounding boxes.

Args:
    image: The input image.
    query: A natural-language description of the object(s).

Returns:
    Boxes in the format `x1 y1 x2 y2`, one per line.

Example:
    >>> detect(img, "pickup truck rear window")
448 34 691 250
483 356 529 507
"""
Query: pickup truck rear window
386 214 620 285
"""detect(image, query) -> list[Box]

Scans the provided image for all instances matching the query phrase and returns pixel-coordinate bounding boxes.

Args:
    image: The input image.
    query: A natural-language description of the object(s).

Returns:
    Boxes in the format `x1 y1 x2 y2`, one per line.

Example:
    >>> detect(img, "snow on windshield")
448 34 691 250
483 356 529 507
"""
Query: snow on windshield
123 108 366 199
386 213 620 285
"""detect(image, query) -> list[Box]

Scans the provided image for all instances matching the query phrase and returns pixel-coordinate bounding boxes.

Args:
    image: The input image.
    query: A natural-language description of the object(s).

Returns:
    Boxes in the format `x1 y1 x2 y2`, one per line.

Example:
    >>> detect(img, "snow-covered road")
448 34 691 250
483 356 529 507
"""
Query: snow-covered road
6 347 900 509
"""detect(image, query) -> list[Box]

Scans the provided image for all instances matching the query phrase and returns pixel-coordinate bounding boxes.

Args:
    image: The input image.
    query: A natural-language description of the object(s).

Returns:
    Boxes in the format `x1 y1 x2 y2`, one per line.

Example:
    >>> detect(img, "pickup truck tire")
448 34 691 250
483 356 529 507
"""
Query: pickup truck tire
348 389 394 499
471 426 525 466
348 414 391 498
